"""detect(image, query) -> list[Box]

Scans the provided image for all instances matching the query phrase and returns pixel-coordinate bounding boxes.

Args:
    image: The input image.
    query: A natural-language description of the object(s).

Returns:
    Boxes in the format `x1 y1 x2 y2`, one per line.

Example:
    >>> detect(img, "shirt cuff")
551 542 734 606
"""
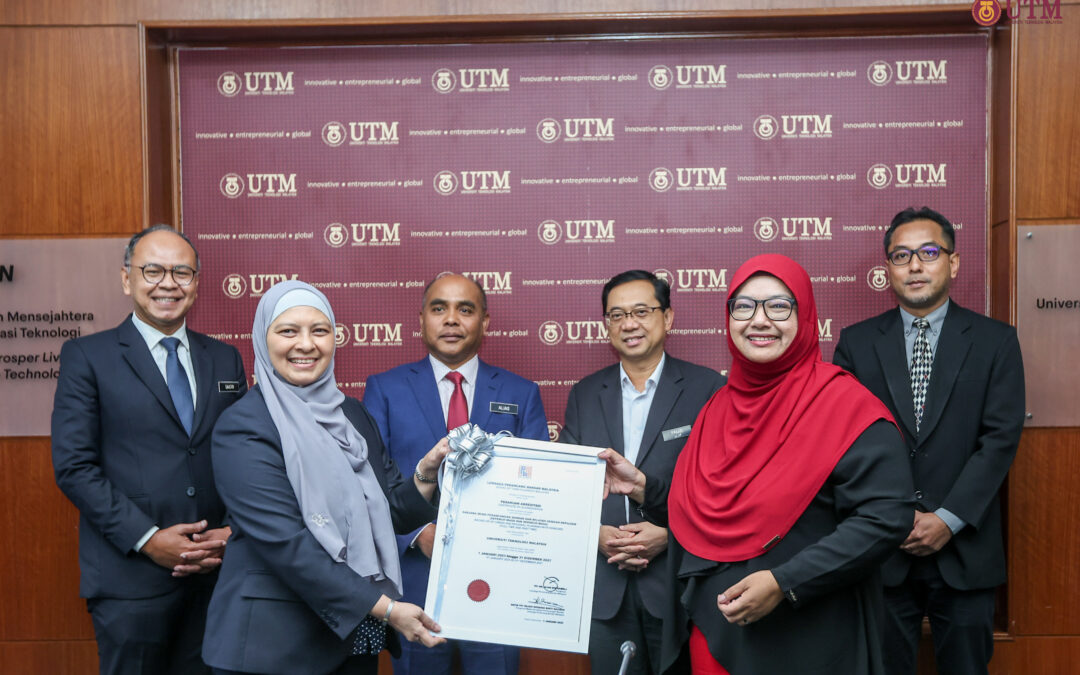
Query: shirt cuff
133 525 159 553
409 523 433 549
934 508 966 535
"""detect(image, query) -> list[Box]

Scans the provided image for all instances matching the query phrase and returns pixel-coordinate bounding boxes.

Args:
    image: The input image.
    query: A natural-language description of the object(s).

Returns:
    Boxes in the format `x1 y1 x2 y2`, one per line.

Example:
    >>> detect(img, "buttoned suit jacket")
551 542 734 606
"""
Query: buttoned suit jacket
363 356 548 605
201 389 436 675
833 302 1024 590
561 356 725 620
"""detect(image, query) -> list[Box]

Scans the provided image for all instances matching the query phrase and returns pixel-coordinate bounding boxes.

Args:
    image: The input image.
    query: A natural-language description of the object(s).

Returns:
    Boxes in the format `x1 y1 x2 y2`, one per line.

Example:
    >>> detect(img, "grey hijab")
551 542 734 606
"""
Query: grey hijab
252 280 401 596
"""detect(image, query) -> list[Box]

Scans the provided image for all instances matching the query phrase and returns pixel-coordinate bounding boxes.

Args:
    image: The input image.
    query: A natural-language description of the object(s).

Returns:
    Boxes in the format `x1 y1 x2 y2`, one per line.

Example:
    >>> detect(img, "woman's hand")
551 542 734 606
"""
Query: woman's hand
376 598 445 648
413 438 450 499
717 570 783 626
598 448 646 504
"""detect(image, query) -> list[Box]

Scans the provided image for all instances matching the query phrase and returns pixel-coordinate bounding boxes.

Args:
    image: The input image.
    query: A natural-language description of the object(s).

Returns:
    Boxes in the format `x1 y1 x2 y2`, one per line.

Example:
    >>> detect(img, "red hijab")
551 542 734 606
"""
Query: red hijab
669 254 897 562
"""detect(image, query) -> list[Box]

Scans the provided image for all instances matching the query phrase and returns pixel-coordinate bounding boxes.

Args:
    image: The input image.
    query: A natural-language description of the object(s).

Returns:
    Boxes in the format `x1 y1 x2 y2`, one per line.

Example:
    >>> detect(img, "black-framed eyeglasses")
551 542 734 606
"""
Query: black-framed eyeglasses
604 306 662 324
727 296 797 321
133 263 198 286
886 245 953 266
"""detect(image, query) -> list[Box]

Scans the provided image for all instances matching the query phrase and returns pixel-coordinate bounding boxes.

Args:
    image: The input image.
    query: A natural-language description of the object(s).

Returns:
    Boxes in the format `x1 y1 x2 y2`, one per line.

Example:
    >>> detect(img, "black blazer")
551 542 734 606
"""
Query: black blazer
201 388 437 675
833 302 1025 590
561 356 725 620
51 316 247 599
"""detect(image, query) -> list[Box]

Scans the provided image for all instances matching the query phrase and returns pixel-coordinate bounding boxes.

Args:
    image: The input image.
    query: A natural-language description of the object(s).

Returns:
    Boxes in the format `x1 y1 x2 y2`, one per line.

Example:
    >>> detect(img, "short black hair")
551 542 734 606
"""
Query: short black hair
420 272 488 313
601 270 671 313
883 207 956 253
123 224 200 270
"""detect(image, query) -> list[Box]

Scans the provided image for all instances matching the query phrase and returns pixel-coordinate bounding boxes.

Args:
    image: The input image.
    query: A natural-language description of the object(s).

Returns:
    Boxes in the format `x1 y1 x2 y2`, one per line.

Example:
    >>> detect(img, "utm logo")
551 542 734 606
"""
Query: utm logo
322 122 346 147
538 219 562 244
669 269 729 293
461 170 510 194
649 168 673 192
867 61 893 86
779 217 833 241
324 223 348 248
547 420 563 442
249 274 301 297
867 266 890 291
895 163 947 188
222 71 294 96
648 65 673 90
895 60 947 85
433 68 509 93
653 269 673 286
867 164 893 189
676 168 727 191
754 217 779 242
754 115 778 140
350 323 404 347
346 121 400 146
537 119 561 143
675 65 727 89
432 69 457 93
539 321 563 346
817 318 834 342
462 271 512 294
334 324 349 347
434 170 458 195
220 173 245 198
222 274 246 299
217 72 241 97
972 0 1002 25
246 173 297 197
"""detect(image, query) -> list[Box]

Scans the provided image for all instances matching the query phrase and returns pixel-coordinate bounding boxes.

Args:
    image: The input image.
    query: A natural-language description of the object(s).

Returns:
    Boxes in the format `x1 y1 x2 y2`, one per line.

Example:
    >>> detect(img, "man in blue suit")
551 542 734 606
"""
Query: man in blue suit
51 225 247 675
364 272 548 675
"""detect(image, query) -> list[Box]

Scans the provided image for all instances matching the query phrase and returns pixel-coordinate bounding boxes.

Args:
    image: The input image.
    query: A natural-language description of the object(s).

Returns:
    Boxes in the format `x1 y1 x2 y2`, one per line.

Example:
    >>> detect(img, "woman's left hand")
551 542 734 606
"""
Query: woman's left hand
417 438 451 481
717 570 783 626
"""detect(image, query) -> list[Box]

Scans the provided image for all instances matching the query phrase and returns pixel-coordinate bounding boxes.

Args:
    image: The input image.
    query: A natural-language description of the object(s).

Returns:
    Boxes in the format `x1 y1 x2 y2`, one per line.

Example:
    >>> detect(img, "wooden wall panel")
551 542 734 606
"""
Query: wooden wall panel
1014 17 1080 220
989 636 1080 674
0 438 93 641
0 27 143 237
0 0 964 26
1007 428 1080 635
989 23 1011 231
0 640 97 674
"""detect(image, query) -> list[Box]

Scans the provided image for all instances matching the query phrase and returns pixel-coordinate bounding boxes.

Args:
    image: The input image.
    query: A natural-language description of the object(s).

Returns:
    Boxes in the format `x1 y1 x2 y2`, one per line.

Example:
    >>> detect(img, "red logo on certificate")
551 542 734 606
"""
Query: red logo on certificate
467 579 491 602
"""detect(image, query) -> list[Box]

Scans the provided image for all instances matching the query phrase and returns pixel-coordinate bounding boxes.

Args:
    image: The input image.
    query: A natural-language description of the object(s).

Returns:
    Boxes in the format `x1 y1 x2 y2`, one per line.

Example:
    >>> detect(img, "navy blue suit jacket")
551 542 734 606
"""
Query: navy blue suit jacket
51 316 247 599
363 356 548 605
202 388 437 675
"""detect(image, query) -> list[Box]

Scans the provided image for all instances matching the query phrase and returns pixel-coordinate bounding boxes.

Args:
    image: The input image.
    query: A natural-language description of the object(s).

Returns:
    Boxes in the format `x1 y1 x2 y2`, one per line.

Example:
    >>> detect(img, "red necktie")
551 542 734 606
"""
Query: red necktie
446 371 469 431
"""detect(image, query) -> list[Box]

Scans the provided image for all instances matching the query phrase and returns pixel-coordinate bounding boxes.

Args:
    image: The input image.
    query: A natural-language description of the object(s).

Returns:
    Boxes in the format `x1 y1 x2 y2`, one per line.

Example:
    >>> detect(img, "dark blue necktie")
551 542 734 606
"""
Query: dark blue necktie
161 337 194 435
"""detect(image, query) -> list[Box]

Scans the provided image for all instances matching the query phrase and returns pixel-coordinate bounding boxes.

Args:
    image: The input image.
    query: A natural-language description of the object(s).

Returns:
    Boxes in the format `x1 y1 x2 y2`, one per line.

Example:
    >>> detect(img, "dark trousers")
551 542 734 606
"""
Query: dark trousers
589 576 669 675
882 559 996 675
392 638 518 675
87 578 214 675
213 655 378 675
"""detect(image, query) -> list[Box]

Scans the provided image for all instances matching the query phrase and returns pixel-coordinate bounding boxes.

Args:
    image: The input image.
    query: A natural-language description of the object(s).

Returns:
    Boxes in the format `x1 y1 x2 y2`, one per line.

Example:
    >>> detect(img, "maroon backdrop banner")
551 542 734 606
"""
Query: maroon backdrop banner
177 35 988 438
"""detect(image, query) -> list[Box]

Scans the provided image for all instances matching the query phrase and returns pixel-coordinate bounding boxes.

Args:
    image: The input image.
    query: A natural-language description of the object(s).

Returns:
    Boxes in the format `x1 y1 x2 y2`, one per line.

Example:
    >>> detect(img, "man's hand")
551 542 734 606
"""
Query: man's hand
605 522 669 571
385 601 445 648
141 520 227 577
717 570 783 626
177 526 232 574
901 511 953 557
414 523 437 559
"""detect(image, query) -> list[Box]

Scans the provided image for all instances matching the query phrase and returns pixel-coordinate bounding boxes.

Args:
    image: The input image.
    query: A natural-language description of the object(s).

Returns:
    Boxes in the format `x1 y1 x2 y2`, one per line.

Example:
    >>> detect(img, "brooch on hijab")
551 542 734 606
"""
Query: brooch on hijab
310 513 329 527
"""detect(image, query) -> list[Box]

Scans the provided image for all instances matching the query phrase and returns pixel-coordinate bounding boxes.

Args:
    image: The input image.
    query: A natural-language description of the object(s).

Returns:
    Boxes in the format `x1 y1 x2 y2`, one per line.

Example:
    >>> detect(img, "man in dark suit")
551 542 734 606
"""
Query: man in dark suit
561 270 725 675
52 225 247 675
833 207 1025 675
363 272 548 675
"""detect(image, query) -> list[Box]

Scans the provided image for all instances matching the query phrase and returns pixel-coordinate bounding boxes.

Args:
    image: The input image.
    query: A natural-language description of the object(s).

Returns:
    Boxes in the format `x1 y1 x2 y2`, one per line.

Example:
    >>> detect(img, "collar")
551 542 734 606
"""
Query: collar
429 353 480 385
619 352 666 394
130 313 190 352
900 299 949 336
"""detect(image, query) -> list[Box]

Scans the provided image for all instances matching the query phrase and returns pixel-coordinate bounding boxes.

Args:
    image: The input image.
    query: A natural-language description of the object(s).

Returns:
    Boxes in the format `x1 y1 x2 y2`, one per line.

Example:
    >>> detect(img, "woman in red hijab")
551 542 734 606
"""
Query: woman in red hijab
603 254 913 674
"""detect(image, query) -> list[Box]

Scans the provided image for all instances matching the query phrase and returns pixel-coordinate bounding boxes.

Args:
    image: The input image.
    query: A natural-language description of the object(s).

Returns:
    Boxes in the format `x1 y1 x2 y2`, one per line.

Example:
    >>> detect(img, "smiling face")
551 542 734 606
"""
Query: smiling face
419 274 489 369
728 275 799 364
121 230 199 335
605 279 673 368
266 305 335 386
886 219 959 317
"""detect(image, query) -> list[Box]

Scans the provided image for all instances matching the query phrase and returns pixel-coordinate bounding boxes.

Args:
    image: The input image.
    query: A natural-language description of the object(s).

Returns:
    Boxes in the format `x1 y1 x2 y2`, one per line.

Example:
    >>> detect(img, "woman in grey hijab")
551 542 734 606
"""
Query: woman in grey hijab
203 280 448 675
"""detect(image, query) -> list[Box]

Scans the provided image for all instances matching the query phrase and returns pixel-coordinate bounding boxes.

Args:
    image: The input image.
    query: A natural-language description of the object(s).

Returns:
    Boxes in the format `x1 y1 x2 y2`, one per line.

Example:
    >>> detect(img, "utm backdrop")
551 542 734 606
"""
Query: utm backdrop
178 35 987 436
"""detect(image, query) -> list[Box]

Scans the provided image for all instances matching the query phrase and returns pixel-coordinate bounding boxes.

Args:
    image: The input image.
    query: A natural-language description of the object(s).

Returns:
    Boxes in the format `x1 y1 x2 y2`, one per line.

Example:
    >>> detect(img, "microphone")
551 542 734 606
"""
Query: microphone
616 640 637 675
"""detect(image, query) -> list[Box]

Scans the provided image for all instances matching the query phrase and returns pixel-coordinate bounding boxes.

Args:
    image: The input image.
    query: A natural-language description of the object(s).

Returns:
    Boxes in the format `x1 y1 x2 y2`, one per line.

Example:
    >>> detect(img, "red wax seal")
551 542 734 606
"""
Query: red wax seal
467 579 491 602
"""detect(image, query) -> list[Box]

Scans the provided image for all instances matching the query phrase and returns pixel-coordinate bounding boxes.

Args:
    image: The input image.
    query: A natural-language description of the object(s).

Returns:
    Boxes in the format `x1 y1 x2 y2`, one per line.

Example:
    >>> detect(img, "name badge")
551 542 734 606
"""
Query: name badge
218 381 241 393
490 402 519 415
662 425 692 442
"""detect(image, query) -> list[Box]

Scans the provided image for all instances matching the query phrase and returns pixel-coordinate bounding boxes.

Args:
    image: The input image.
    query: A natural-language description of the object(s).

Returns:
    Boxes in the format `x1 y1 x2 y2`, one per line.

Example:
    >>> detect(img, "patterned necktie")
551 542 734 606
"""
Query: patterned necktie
910 318 933 434
445 370 468 431
161 337 194 436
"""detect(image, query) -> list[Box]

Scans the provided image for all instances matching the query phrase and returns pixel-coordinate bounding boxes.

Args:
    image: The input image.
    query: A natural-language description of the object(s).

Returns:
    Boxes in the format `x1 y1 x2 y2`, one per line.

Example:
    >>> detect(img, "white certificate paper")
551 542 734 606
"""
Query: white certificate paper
423 437 605 653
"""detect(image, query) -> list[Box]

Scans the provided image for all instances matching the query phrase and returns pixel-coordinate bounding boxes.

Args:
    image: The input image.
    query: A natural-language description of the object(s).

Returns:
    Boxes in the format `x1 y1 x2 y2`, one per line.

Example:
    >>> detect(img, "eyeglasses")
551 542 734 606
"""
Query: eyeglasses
604 306 662 324
886 245 953 266
132 264 198 286
727 296 797 321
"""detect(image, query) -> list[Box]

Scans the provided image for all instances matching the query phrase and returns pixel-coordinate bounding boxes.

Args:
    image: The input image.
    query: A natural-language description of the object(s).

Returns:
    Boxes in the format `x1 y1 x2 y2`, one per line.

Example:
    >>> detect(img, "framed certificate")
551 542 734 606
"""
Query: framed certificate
423 437 606 653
